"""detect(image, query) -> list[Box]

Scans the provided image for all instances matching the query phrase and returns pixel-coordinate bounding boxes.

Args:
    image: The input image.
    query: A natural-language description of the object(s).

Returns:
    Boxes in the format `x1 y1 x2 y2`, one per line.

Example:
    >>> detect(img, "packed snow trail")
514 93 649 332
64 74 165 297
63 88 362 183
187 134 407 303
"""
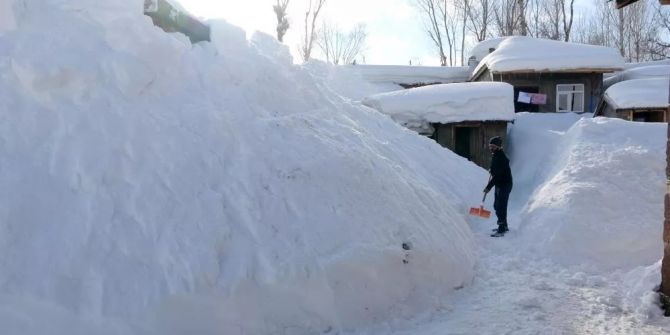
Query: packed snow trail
346 196 670 335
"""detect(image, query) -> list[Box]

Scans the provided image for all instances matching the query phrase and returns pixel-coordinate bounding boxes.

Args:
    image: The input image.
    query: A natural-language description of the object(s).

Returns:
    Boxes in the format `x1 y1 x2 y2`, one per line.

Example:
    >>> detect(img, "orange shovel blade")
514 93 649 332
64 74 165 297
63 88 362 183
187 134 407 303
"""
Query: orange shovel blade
469 205 491 218
479 206 491 218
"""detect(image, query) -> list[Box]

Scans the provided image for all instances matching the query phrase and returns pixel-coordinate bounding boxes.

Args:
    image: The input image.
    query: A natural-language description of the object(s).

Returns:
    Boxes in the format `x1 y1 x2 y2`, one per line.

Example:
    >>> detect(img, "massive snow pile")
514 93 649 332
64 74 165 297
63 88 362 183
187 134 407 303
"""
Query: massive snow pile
0 0 486 334
604 77 670 110
361 82 514 133
473 36 625 76
515 116 666 271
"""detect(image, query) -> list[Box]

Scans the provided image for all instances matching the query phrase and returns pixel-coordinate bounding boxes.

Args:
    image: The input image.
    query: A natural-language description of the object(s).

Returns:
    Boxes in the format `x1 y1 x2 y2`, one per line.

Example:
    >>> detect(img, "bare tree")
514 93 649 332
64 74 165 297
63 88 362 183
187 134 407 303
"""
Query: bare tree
299 0 327 62
572 0 667 62
561 0 574 41
457 0 471 65
415 0 448 66
316 23 368 64
466 0 493 42
414 0 463 66
273 0 290 42
532 0 574 41
492 0 528 36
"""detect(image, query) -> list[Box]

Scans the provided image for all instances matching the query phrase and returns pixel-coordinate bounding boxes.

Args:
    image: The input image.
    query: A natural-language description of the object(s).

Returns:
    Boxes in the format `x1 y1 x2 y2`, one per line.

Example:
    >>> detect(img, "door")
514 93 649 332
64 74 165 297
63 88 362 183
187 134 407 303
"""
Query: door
454 127 473 161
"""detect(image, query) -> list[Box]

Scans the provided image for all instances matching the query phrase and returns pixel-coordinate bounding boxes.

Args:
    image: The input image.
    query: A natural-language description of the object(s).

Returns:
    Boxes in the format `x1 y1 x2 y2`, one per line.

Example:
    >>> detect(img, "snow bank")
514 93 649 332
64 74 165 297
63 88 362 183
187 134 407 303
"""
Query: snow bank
348 64 470 87
604 77 670 110
604 65 670 88
0 1 485 334
518 117 666 271
361 82 515 132
473 36 625 76
506 112 584 205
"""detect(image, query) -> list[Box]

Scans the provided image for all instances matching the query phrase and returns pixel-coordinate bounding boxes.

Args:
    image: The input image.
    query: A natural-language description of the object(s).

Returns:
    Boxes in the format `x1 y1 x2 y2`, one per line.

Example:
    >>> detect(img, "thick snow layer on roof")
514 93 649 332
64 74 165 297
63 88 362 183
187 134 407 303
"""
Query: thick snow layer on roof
362 82 515 126
604 77 670 110
624 59 670 70
0 1 484 334
604 65 670 87
473 36 625 77
468 37 508 63
348 64 470 86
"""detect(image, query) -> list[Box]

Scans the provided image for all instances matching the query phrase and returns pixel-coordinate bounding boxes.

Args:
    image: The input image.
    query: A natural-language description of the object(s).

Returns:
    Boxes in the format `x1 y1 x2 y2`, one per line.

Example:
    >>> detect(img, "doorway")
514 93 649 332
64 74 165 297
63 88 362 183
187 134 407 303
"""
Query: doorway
454 127 473 161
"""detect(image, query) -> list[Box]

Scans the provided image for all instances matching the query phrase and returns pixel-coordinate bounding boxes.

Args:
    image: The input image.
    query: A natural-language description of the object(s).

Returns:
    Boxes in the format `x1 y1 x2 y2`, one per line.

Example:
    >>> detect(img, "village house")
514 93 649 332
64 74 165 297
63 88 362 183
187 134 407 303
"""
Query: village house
362 82 514 168
595 78 670 122
470 36 625 115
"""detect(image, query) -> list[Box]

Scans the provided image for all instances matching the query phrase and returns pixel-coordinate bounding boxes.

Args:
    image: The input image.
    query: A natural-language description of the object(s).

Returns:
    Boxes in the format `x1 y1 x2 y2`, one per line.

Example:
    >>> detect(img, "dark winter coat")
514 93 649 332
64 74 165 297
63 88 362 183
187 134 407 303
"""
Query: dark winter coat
485 149 513 191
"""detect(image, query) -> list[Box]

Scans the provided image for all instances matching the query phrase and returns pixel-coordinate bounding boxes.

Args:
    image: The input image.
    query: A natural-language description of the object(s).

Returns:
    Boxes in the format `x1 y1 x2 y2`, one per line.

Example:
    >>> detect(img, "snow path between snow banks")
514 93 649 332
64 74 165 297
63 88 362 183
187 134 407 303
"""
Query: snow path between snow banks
345 116 670 335
347 210 670 335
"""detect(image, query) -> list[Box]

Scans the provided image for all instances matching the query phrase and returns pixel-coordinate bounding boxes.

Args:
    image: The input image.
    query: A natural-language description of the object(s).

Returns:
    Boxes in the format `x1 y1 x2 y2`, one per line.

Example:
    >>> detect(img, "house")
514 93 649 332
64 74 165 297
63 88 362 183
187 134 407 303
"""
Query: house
470 36 625 115
595 77 670 122
362 82 515 168
144 0 210 43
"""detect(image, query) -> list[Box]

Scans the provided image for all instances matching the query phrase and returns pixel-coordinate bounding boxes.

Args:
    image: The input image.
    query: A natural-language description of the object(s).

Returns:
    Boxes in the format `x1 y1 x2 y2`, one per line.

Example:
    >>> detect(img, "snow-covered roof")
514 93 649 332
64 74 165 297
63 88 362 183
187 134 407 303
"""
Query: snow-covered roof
603 77 670 110
347 65 470 86
472 37 625 78
362 82 515 125
624 59 670 70
468 37 509 64
604 65 670 88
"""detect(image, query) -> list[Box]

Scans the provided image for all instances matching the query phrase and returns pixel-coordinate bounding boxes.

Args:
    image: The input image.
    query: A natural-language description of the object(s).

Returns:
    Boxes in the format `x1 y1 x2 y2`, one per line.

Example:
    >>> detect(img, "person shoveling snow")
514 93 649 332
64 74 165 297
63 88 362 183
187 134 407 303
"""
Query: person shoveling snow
483 136 513 237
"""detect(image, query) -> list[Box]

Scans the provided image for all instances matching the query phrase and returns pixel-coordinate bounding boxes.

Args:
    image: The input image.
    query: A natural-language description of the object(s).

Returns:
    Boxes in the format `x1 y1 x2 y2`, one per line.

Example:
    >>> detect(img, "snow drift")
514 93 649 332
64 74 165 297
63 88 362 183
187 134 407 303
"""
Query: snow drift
0 0 486 334
516 117 666 271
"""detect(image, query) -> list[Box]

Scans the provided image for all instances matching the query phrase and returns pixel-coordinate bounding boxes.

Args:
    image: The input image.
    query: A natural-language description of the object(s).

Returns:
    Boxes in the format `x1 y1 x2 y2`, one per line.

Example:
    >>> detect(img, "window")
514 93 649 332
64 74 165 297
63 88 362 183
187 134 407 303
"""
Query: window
556 84 585 113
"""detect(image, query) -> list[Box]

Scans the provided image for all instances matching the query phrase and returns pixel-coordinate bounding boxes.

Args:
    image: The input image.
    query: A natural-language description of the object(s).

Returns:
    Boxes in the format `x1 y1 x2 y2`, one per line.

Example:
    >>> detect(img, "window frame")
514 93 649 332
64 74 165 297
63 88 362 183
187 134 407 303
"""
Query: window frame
556 84 585 113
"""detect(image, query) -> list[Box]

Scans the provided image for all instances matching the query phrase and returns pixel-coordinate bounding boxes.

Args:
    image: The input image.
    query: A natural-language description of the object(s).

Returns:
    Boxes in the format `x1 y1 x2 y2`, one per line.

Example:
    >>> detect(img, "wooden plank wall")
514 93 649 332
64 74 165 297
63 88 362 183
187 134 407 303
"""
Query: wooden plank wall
476 71 604 114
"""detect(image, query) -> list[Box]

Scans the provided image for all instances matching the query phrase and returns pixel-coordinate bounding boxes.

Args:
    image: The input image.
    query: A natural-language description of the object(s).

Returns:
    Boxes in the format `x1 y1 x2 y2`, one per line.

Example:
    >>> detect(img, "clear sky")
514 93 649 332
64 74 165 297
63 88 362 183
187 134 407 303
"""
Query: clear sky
176 0 451 65
177 0 595 66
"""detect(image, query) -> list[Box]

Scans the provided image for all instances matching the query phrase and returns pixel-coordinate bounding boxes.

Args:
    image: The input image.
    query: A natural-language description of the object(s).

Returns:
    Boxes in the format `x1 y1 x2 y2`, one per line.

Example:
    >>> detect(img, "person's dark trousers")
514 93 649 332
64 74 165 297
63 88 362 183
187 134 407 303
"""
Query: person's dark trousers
494 183 513 228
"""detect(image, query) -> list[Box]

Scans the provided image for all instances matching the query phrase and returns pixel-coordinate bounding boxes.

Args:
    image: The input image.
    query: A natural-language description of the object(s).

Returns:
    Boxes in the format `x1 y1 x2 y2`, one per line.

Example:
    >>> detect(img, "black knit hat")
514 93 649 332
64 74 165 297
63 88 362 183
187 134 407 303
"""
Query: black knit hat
489 136 503 147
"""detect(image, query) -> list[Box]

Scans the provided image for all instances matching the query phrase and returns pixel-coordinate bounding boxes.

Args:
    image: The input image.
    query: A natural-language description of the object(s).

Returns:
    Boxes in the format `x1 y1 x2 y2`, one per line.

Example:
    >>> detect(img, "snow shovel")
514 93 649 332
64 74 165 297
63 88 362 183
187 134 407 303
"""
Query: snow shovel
469 193 491 219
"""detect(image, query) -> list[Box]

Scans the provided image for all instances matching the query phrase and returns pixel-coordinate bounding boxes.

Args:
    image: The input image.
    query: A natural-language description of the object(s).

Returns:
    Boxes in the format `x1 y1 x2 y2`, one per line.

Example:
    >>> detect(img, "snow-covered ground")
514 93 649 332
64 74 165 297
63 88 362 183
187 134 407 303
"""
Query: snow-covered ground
1 1 669 334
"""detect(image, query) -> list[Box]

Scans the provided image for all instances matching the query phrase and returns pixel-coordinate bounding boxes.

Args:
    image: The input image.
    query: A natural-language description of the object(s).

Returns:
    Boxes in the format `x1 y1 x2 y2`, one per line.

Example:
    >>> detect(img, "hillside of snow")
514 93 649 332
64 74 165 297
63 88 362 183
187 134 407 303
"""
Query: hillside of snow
511 115 666 271
0 1 488 334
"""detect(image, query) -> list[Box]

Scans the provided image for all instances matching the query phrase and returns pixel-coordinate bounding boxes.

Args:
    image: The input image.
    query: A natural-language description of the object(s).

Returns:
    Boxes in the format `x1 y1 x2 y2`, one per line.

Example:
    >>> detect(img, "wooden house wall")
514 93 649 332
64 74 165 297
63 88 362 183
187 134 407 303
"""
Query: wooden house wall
475 70 604 115
433 121 508 169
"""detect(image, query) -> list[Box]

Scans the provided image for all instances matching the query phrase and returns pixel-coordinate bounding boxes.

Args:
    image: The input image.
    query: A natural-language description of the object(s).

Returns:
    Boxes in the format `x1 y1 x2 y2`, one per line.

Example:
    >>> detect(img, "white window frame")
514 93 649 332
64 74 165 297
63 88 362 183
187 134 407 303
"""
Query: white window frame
556 84 585 113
